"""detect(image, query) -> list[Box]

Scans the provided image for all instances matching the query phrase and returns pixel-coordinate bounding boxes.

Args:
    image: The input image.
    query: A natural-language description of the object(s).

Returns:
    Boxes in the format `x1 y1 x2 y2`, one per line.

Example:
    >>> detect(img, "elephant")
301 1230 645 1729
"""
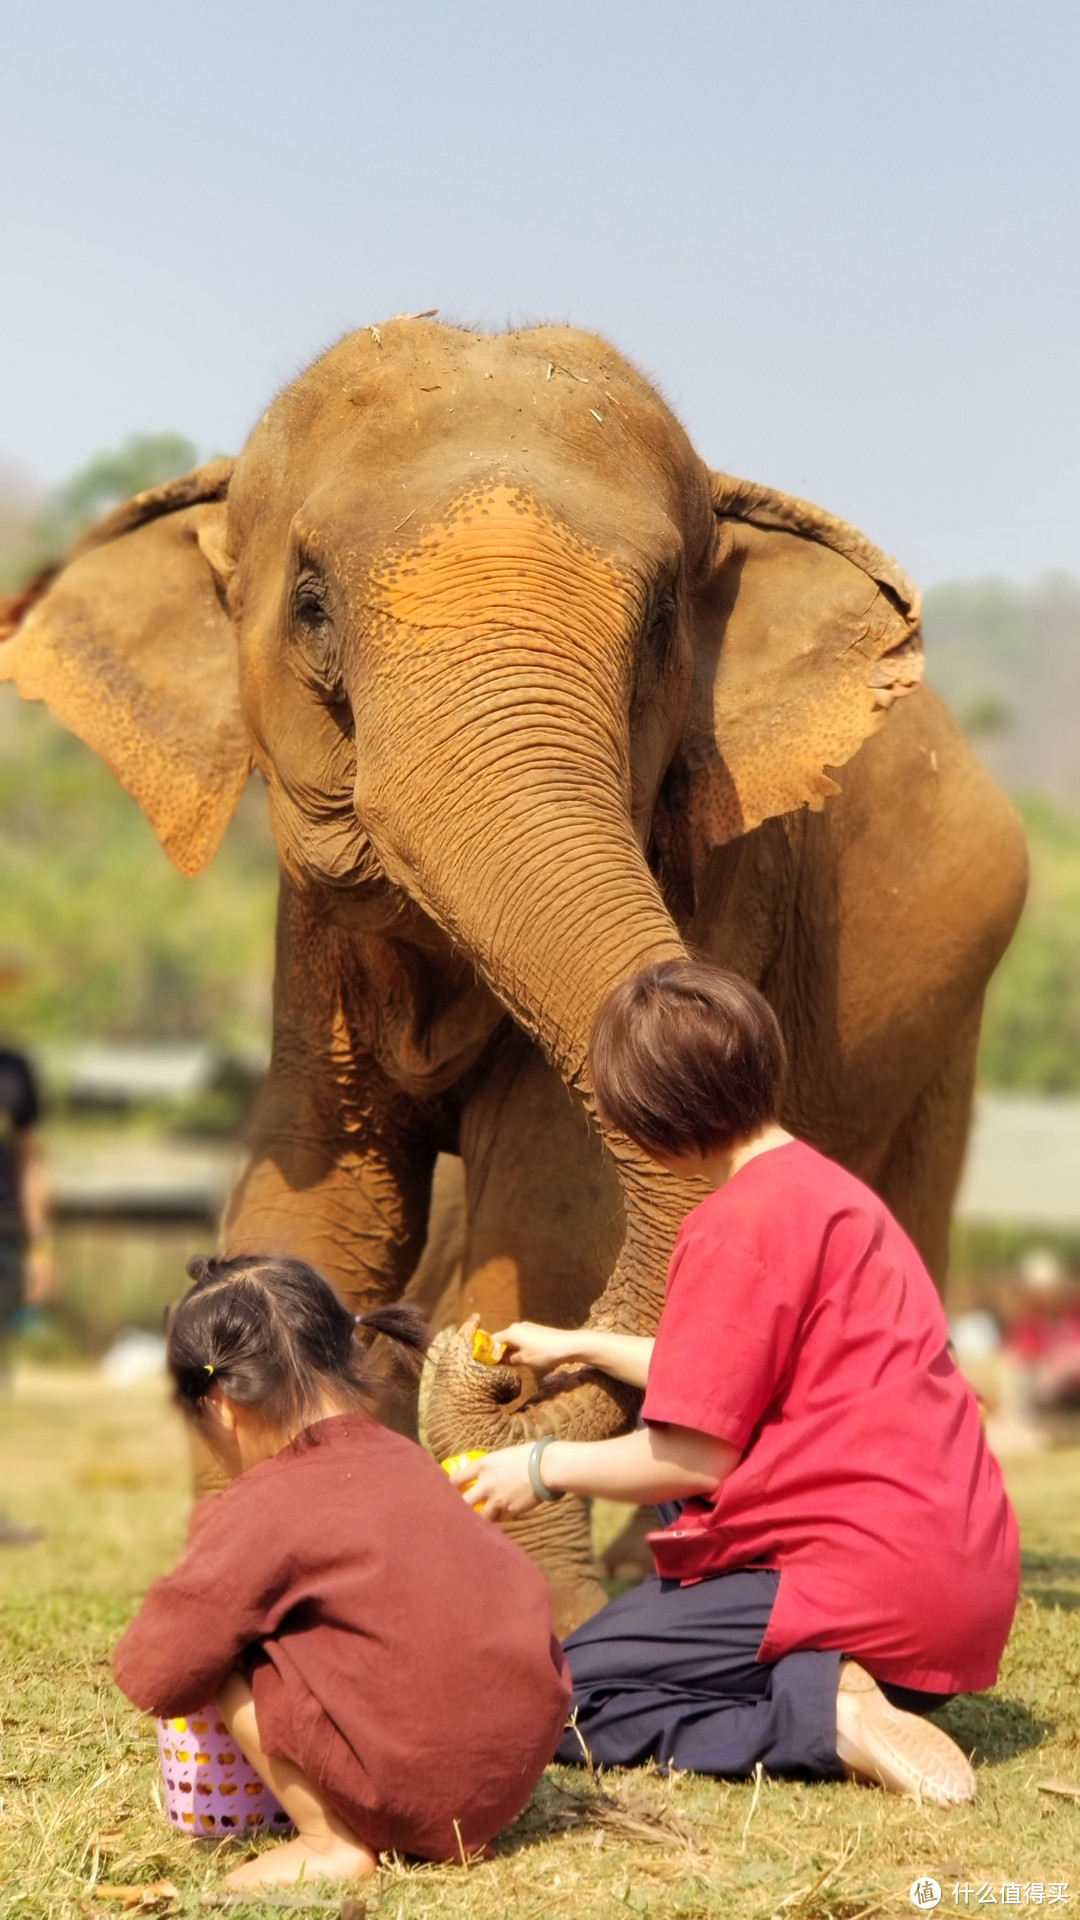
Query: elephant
0 317 1027 1632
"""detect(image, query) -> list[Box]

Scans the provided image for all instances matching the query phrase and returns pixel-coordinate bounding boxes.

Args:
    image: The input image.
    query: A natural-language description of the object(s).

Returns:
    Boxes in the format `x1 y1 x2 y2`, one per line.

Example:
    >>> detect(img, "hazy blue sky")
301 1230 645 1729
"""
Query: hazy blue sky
1 0 1077 585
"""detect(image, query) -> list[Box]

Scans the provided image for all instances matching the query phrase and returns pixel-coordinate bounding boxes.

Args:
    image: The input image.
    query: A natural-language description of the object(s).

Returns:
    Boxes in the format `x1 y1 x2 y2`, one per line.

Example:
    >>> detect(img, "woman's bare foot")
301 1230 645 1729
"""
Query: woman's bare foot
835 1660 976 1806
226 1830 378 1891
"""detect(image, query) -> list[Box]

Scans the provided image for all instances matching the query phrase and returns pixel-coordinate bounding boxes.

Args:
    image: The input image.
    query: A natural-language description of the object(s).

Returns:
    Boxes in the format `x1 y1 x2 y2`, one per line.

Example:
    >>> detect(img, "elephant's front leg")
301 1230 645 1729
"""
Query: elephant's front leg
188 886 440 1495
190 1049 433 1495
456 1026 629 1633
223 889 438 1312
223 1061 435 1317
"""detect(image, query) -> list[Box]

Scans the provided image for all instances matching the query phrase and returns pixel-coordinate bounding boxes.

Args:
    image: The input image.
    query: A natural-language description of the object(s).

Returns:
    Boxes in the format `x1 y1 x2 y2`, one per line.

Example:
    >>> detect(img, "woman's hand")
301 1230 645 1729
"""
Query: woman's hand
494 1321 655 1389
491 1321 585 1373
449 1423 738 1515
449 1443 539 1521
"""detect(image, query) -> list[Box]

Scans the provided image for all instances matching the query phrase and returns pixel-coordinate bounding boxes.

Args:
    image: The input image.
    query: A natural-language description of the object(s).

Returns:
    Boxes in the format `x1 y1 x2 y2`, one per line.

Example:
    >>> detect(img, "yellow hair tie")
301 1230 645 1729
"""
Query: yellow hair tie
204 1363 214 1376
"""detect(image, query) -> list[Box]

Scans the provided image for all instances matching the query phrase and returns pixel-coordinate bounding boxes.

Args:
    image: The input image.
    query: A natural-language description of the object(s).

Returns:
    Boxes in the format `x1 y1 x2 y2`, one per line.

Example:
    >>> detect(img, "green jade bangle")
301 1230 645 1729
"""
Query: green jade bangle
528 1434 565 1502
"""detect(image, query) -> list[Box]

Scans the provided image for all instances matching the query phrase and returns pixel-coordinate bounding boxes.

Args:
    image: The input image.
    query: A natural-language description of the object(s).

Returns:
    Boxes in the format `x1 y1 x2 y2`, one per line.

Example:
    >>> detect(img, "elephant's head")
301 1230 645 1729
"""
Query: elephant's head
0 319 922 1453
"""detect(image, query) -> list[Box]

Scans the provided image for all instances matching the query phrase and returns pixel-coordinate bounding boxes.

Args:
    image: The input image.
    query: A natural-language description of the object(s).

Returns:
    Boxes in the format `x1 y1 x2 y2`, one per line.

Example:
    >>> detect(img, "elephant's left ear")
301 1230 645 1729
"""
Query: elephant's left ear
659 471 923 891
0 459 252 877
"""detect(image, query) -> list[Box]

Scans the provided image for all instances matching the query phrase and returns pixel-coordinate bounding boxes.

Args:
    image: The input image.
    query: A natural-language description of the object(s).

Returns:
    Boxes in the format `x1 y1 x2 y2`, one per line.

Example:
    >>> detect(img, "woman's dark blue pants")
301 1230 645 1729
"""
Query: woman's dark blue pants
557 1568 949 1778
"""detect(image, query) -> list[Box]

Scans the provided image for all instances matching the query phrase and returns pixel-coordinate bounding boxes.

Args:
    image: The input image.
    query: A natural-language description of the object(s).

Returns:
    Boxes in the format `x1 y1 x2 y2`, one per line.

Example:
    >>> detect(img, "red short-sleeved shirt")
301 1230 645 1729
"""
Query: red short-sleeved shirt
642 1141 1018 1693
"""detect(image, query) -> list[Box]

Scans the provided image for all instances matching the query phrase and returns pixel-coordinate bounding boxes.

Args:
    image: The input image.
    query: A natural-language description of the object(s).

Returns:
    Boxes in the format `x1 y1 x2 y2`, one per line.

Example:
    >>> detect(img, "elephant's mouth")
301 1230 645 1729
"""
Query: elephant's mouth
262 764 388 900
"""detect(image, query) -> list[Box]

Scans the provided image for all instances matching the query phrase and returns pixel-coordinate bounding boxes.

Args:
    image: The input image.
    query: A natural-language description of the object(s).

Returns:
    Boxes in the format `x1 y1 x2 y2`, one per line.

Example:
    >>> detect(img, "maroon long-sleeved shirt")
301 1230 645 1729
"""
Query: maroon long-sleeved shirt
114 1412 570 1859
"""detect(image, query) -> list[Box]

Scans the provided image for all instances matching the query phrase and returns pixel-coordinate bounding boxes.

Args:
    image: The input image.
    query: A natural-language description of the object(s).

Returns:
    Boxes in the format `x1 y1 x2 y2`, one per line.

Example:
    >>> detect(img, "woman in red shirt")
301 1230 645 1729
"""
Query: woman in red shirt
456 962 1018 1804
114 1255 570 1892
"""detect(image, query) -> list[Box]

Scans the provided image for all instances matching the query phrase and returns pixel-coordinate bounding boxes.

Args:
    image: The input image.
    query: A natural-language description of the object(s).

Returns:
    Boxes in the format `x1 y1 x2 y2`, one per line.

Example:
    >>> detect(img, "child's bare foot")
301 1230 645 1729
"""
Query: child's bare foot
216 1671 378 1890
836 1660 976 1806
225 1830 378 1891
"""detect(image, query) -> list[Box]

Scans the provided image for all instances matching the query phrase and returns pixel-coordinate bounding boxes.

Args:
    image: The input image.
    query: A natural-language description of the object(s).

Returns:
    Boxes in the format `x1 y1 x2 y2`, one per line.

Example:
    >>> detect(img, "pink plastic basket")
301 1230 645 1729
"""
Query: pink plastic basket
156 1705 294 1839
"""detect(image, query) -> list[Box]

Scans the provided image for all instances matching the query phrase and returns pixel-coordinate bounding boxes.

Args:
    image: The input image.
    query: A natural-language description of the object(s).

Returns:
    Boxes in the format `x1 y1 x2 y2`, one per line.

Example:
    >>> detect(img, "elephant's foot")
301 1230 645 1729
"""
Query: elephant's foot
596 1505 657 1587
552 1576 610 1640
495 1496 610 1638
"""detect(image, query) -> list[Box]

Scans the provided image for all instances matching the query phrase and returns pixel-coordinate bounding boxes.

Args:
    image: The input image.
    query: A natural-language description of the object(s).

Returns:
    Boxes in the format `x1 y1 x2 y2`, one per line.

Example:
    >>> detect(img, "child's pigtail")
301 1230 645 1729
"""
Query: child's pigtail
173 1355 221 1412
353 1303 430 1381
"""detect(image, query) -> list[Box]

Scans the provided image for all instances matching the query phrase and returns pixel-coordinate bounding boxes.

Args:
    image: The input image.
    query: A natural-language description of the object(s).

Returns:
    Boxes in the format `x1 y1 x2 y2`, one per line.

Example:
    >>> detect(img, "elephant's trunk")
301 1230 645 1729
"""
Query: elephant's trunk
353 487 699 1449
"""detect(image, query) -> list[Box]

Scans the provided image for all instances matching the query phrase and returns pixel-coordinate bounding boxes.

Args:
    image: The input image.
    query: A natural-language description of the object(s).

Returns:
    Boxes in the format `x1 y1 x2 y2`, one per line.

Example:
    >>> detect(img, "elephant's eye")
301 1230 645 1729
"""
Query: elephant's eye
630 581 681 723
291 569 346 705
293 573 330 631
644 585 679 674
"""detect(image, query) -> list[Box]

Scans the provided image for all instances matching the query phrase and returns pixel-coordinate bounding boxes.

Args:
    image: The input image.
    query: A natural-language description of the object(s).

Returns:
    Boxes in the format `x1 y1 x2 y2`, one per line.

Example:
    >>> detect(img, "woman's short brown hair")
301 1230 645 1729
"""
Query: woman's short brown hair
588 961 787 1158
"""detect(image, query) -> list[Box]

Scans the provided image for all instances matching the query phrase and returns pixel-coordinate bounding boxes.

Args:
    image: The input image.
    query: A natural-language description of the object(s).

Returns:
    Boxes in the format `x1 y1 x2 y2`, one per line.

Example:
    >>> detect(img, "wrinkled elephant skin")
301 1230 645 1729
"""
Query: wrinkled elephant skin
0 321 1027 1631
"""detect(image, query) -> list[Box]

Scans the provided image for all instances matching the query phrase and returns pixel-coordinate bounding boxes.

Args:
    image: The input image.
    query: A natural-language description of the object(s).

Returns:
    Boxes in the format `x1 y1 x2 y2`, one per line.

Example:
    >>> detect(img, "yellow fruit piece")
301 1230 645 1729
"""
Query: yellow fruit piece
440 1450 488 1511
440 1449 487 1481
471 1328 507 1365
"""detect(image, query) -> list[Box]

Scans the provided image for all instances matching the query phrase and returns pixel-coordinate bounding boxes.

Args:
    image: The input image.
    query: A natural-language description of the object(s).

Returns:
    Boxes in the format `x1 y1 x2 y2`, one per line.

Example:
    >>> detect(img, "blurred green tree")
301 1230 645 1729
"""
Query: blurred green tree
978 795 1080 1093
0 433 198 589
0 687 278 1049
0 430 277 1052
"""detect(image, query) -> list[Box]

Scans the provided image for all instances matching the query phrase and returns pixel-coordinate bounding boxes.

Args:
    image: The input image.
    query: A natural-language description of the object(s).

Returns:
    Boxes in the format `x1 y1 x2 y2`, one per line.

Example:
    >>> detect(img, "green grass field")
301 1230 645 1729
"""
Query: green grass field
1 1372 1077 1919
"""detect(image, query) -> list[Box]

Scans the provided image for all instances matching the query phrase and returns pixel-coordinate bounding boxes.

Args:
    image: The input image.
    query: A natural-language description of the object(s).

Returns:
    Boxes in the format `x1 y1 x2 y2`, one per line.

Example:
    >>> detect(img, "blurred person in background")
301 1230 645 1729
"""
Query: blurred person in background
0 951 52 1546
1005 1252 1080 1411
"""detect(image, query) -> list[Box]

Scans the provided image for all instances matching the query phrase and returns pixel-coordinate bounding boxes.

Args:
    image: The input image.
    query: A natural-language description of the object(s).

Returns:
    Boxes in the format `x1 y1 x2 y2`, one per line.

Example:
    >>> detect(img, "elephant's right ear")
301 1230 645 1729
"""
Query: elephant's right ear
654 472 923 910
0 459 251 876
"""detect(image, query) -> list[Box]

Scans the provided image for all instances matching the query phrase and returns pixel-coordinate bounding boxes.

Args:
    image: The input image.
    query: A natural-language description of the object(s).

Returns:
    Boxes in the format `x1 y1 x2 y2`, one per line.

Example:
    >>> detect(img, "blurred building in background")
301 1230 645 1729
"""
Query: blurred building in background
27 1043 263 1353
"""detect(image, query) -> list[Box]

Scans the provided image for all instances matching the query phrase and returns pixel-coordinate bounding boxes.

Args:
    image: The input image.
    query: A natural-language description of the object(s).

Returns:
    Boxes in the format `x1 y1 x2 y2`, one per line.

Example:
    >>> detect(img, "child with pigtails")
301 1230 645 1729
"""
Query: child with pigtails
113 1253 569 1893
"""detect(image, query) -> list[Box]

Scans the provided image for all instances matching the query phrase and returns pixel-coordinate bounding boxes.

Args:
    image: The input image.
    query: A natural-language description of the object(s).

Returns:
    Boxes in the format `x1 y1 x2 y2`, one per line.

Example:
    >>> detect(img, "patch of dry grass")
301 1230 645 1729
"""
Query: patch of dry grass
1 1371 1077 1919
